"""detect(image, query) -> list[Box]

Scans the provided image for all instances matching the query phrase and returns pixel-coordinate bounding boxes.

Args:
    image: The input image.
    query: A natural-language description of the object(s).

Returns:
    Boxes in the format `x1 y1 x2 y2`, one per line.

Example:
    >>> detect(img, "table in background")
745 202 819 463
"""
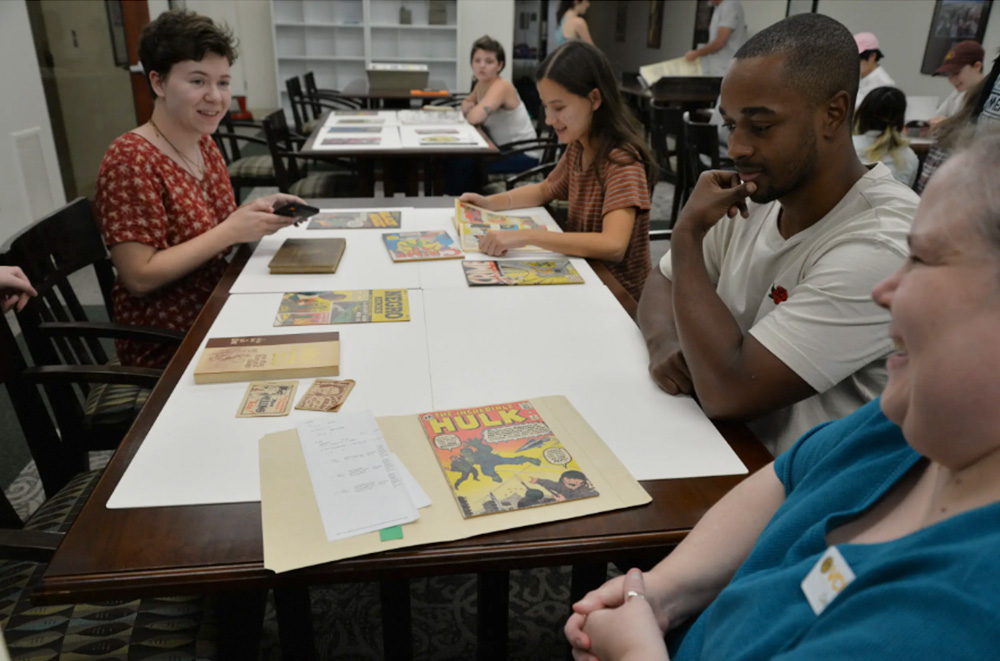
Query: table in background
35 198 772 659
341 79 456 109
300 114 498 196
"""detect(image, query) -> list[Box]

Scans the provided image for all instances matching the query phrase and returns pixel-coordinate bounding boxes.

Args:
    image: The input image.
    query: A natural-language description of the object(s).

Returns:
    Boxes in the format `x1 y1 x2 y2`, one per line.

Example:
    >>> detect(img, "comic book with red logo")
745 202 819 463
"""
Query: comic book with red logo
418 399 598 518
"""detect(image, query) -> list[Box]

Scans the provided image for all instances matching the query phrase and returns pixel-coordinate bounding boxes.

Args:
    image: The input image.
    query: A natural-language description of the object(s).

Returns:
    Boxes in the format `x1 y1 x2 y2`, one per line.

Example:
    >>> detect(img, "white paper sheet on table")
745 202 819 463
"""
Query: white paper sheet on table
297 411 419 542
398 125 488 149
421 286 748 481
228 208 423 294
321 111 399 131
311 127 402 151
106 290 434 508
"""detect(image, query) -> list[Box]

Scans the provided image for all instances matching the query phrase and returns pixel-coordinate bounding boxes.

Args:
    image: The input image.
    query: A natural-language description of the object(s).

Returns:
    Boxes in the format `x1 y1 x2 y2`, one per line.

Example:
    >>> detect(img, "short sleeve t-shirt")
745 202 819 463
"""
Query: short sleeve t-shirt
544 141 651 300
660 163 918 454
702 0 747 76
974 69 1000 135
95 132 236 368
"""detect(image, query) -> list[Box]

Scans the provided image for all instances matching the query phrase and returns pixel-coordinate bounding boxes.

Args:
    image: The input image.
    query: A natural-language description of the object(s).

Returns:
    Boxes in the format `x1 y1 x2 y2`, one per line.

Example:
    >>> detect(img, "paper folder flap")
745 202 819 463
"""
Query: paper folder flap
260 395 651 573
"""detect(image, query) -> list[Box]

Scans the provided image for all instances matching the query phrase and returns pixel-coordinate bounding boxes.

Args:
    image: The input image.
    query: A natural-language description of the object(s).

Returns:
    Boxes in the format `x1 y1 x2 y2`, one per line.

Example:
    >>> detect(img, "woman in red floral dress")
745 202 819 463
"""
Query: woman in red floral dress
95 10 302 368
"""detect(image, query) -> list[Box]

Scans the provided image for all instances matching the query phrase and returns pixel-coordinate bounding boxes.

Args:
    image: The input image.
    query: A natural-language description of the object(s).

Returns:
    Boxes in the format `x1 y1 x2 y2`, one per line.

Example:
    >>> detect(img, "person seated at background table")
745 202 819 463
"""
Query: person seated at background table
855 32 897 107
852 87 919 187
0 266 36 313
95 10 302 368
685 0 747 77
927 40 985 127
459 41 654 301
638 14 919 456
565 136 1000 661
554 0 593 47
914 48 998 194
461 36 539 174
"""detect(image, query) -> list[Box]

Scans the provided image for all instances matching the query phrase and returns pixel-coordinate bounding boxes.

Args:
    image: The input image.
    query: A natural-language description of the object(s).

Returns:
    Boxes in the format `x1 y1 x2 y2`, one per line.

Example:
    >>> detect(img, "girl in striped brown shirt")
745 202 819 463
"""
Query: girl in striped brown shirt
460 41 656 300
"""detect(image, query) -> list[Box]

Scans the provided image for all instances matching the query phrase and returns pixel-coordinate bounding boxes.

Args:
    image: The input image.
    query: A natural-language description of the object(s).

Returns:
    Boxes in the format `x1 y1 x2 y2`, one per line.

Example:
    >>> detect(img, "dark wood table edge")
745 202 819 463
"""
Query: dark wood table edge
33 198 772 603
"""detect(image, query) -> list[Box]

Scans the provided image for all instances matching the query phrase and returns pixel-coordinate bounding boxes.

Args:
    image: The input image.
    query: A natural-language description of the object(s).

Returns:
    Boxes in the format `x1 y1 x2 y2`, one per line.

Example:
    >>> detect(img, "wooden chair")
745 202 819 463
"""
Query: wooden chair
427 92 468 108
288 76 362 136
212 112 276 203
303 71 365 111
0 311 220 659
677 110 734 217
261 110 358 198
1 198 182 455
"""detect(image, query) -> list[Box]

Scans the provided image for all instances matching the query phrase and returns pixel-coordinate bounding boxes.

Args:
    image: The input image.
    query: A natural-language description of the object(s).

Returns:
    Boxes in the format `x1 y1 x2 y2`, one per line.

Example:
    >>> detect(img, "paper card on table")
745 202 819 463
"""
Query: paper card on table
296 411 419 543
236 381 298 417
380 526 404 542
295 379 356 412
274 290 410 326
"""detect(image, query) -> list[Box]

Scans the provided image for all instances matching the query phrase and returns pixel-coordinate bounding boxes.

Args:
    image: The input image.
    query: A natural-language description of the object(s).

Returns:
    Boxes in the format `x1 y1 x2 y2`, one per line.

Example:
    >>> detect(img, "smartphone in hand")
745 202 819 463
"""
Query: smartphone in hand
273 202 320 220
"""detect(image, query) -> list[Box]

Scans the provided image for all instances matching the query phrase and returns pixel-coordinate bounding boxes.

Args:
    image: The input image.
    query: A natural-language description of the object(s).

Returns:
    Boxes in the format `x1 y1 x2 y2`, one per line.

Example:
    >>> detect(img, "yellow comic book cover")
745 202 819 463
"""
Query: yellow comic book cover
273 290 410 326
453 200 549 253
419 399 599 518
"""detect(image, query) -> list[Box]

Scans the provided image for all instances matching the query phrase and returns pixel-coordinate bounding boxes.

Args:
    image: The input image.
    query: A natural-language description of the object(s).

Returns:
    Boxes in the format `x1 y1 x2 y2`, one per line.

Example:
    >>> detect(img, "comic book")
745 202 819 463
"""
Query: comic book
382 230 464 262
453 199 548 253
308 210 402 230
273 290 410 326
461 259 584 286
419 399 599 518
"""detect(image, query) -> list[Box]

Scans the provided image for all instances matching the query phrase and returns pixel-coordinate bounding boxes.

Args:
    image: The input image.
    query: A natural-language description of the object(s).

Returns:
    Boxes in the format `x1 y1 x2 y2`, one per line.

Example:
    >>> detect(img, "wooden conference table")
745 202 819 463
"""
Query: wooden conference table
300 113 499 197
34 198 771 658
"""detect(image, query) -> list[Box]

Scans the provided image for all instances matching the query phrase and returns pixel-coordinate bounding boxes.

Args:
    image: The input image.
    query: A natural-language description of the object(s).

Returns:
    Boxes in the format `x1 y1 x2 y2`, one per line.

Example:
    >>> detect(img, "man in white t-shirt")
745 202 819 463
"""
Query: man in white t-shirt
639 14 919 455
686 0 747 77
856 32 897 107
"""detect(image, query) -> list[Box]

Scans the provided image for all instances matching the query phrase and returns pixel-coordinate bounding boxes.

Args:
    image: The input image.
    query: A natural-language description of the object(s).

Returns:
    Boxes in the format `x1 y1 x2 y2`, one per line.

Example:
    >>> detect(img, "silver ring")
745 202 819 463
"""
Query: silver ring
626 590 645 601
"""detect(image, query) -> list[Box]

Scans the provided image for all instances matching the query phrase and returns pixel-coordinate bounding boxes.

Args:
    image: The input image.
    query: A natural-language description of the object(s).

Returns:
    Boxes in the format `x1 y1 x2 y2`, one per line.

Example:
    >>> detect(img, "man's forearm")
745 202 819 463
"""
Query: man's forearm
637 268 680 356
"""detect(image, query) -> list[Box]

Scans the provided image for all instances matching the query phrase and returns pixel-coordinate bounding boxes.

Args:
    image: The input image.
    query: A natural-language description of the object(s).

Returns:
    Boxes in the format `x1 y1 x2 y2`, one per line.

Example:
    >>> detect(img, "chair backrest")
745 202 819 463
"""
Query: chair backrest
682 111 723 184
649 102 683 176
3 198 115 371
0 313 82 513
285 76 310 134
261 110 301 193
213 112 243 163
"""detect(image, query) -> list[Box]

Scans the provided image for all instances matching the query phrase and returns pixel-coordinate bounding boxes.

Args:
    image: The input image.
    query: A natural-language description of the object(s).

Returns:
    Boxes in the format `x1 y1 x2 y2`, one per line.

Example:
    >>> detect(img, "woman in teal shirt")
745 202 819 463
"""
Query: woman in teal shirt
554 0 593 46
565 136 1000 660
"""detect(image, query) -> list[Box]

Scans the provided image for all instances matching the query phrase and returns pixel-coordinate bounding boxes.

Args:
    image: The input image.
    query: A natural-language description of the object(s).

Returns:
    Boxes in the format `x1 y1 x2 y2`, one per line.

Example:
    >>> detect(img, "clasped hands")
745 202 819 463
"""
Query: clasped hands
565 569 670 661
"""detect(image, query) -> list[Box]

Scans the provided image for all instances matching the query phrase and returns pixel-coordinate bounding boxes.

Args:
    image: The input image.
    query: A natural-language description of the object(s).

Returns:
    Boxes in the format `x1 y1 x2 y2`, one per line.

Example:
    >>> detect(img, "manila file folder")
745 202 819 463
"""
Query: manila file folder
260 395 651 573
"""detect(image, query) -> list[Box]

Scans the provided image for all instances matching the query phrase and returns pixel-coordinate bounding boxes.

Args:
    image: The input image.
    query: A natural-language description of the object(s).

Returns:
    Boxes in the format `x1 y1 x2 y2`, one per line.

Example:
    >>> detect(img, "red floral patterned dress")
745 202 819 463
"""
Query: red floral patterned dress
95 132 236 368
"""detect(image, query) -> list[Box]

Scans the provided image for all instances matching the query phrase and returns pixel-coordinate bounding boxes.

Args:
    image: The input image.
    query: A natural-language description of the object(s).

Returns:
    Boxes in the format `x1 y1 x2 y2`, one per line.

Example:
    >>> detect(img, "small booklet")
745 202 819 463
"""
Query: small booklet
461 259 584 286
419 399 599 518
308 210 401 230
268 238 346 274
193 332 340 384
382 230 463 262
453 200 548 253
274 290 410 326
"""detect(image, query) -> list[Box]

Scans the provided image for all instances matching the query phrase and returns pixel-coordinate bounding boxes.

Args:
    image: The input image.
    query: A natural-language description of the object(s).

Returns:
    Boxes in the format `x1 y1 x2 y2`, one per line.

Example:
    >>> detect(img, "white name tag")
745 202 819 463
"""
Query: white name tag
801 546 856 616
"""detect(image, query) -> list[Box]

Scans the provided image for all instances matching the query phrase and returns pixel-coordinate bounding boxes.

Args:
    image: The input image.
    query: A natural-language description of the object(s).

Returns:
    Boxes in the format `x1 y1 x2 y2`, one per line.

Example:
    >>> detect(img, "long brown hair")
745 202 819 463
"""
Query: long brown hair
536 41 657 190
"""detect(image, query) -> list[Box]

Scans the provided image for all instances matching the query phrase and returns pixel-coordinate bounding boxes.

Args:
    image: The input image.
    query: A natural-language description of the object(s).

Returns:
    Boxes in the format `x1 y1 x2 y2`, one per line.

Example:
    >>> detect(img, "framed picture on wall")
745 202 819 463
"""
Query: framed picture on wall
694 0 714 48
616 1 628 43
648 0 665 49
921 0 993 74
104 0 128 68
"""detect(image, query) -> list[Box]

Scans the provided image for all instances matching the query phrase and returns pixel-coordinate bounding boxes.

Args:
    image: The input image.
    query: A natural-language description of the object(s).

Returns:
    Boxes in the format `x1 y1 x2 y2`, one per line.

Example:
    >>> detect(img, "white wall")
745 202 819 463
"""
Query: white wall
459 0 515 85
0 0 65 244
818 0 1000 98
590 0 699 74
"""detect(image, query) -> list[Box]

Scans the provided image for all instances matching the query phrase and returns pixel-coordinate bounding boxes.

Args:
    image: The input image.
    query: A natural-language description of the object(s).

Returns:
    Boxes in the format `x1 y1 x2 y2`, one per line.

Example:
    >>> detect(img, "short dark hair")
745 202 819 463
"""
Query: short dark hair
470 35 505 71
734 14 859 114
139 9 237 90
859 49 885 62
855 86 906 134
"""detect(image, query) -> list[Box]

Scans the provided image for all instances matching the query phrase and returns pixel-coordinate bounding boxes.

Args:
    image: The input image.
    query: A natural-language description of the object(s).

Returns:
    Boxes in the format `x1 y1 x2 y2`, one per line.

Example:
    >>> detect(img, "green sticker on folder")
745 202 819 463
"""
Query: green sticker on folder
380 526 403 542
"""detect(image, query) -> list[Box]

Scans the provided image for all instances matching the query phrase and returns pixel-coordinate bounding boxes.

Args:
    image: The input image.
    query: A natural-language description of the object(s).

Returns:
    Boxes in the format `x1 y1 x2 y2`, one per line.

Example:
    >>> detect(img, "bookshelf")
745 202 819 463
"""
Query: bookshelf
271 0 460 114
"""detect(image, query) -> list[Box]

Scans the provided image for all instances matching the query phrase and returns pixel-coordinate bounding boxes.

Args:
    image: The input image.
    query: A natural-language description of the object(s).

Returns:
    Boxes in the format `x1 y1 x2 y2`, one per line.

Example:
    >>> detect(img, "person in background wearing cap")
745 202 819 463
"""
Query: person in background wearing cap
856 32 897 107
928 40 985 127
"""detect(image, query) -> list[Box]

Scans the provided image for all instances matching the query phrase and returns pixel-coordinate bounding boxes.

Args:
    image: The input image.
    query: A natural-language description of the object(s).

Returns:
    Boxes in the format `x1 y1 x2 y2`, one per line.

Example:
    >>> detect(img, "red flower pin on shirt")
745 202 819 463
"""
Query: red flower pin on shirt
769 285 788 305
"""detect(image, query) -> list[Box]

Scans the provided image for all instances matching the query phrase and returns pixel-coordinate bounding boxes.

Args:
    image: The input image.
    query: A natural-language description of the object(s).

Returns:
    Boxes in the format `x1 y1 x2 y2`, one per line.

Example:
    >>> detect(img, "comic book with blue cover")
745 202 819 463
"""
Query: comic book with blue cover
419 399 599 518
382 230 463 262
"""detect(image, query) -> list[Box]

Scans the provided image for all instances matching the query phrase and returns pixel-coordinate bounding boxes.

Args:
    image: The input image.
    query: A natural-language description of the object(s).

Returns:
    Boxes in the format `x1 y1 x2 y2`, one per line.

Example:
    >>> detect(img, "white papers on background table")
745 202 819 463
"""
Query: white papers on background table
297 411 419 542
398 125 488 149
314 127 402 151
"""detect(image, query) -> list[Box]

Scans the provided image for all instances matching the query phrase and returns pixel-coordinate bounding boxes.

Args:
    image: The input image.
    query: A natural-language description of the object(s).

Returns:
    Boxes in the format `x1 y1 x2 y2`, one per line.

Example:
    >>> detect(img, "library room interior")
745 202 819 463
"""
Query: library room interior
2 0 1000 658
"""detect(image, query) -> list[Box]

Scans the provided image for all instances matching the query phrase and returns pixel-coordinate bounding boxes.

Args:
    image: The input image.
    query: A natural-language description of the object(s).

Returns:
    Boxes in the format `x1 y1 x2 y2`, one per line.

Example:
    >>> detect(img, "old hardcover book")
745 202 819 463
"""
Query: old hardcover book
268 238 346 274
274 290 410 326
193 332 340 384
419 399 598 518
382 230 463 262
461 259 584 286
